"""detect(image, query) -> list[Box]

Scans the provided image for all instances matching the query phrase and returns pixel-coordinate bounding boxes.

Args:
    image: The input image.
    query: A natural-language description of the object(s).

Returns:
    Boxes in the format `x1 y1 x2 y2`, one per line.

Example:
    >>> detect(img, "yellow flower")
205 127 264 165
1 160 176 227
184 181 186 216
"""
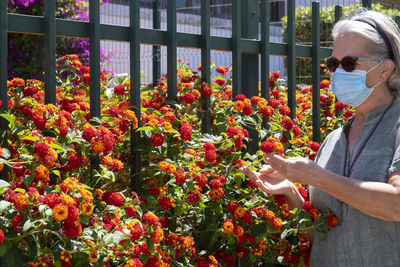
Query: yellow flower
60 194 75 206
52 204 68 221
80 201 94 216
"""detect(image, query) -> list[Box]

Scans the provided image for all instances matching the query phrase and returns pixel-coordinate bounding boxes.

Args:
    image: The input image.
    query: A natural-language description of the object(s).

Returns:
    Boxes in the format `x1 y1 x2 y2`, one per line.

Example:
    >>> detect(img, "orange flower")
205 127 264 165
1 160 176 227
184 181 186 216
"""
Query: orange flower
151 226 164 243
233 224 244 237
34 165 49 183
223 219 234 234
91 138 105 154
80 201 94 216
12 193 29 210
233 206 245 219
233 100 245 112
52 204 69 221
272 217 283 230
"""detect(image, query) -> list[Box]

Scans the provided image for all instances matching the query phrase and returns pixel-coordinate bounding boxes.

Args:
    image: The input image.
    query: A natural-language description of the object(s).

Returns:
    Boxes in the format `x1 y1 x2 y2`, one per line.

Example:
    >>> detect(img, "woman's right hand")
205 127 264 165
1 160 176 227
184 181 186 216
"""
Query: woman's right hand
238 165 294 196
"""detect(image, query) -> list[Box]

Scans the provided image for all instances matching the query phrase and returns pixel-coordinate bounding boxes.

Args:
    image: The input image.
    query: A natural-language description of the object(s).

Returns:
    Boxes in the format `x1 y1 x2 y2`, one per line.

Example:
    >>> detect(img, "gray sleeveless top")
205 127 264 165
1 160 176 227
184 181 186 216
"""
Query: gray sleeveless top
310 98 400 267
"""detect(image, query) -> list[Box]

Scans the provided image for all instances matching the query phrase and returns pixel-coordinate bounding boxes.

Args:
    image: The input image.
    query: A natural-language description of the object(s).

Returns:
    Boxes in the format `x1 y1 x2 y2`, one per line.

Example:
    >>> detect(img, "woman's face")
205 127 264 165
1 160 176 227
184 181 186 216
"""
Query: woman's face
332 34 382 89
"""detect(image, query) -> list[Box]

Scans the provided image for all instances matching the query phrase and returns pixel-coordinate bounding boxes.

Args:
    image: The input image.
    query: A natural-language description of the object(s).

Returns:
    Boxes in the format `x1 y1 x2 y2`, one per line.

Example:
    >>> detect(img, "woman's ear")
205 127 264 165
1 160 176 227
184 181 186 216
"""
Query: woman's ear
381 59 395 81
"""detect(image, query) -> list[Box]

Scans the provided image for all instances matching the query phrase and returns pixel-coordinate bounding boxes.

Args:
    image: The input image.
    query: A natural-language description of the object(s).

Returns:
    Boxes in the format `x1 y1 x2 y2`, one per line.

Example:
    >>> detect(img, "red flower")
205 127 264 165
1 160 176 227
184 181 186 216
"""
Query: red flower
102 192 125 207
271 89 280 99
82 125 97 142
62 221 82 238
23 86 39 97
310 142 320 152
234 94 246 102
320 79 331 89
334 101 347 111
68 153 83 169
282 118 294 130
271 72 280 79
187 192 200 203
292 126 301 137
151 133 165 147
203 142 215 151
201 84 212 97
80 66 90 74
12 213 24 231
260 140 275 153
0 229 4 244
125 206 137 217
327 214 338 228
159 196 173 210
130 224 143 241
143 212 159 225
235 245 248 258
113 85 126 95
302 201 314 212
179 123 192 141
205 149 217 164
215 78 225 86
216 66 227 75
279 105 291 116
34 142 50 157
82 74 90 85
181 93 195 105
43 193 62 208
66 205 80 223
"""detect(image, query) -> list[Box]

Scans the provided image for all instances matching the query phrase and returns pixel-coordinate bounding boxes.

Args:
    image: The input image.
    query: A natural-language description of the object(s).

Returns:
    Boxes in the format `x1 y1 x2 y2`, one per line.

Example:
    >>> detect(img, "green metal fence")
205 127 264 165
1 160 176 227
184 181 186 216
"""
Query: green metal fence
0 0 381 192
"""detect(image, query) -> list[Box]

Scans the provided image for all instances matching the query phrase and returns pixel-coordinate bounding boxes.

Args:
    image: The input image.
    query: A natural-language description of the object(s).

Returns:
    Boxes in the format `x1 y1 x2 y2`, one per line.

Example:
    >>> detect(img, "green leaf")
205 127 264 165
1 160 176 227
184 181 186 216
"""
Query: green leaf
0 200 11 212
136 126 154 132
244 197 259 207
0 180 10 190
250 222 268 236
0 240 9 257
23 218 34 231
0 114 15 127
80 215 90 225
23 175 35 188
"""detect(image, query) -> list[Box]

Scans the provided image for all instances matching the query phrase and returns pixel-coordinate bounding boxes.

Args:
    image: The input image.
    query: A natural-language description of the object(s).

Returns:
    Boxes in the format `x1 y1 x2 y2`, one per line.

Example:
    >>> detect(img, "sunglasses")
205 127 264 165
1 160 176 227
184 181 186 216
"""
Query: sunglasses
326 56 380 72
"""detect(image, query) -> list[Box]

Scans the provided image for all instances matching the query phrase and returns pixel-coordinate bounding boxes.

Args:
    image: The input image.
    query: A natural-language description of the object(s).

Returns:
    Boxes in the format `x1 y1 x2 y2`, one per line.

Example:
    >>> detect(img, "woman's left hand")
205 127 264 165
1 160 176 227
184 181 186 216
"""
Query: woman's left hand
264 153 318 184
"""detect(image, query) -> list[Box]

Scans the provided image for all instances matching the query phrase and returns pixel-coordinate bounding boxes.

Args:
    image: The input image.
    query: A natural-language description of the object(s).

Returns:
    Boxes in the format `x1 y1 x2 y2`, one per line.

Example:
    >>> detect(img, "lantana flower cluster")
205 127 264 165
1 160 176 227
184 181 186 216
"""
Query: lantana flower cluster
0 56 351 266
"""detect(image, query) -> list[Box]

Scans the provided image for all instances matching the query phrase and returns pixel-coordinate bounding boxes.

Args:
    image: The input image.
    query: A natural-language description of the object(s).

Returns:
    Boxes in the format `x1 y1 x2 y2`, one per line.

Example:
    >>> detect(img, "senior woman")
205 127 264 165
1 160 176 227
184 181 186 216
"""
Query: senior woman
240 10 400 266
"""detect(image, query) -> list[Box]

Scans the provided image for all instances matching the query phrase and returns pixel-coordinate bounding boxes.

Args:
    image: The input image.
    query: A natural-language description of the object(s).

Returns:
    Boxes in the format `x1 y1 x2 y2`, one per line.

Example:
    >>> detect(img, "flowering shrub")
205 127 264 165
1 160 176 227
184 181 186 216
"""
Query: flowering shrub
7 0 112 79
0 56 352 266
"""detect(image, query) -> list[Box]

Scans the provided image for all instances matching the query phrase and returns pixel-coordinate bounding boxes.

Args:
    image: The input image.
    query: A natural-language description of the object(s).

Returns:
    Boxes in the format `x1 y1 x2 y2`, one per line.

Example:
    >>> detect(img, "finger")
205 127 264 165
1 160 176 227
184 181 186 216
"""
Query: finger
259 165 275 174
266 153 287 165
253 178 273 194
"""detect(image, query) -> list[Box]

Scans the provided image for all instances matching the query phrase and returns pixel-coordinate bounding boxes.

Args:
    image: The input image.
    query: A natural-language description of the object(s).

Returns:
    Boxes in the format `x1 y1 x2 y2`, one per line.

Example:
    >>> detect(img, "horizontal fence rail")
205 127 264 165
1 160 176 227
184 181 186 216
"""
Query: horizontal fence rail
2 0 398 192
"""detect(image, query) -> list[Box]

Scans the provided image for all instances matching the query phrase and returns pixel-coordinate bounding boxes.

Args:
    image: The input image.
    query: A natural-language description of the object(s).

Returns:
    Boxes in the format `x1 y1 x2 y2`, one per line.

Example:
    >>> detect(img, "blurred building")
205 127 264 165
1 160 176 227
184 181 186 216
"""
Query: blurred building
100 0 399 85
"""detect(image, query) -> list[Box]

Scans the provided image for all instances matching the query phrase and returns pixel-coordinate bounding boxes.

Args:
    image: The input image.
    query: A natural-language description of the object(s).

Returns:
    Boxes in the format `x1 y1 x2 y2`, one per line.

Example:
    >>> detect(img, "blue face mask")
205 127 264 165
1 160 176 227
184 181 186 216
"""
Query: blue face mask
331 61 383 107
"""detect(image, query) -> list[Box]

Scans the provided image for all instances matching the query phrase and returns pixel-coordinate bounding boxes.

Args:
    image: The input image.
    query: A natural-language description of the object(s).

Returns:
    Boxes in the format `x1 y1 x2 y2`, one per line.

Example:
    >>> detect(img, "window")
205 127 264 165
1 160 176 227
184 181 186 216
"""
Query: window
270 0 286 23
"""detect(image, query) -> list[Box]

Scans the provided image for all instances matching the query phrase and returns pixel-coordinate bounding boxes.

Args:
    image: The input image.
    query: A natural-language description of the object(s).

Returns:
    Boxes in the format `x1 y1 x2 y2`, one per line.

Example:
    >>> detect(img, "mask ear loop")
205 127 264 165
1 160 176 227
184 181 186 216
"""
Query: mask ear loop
366 60 385 89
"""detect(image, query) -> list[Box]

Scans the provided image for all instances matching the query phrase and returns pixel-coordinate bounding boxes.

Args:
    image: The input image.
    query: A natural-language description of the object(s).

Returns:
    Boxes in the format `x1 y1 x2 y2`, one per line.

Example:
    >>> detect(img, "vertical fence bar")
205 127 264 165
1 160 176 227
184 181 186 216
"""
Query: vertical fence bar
335 5 343 23
362 0 372 9
153 0 161 87
0 0 8 183
130 0 141 194
89 0 101 120
287 0 296 119
312 2 320 142
201 0 211 134
242 0 258 98
261 0 270 100
232 0 242 99
89 0 101 187
242 0 259 154
44 0 56 104
167 0 177 100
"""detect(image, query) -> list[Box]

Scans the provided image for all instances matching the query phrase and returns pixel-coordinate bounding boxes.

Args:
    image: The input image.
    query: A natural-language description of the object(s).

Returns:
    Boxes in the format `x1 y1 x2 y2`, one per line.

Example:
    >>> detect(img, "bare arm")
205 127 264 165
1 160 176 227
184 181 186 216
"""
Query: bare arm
265 153 400 221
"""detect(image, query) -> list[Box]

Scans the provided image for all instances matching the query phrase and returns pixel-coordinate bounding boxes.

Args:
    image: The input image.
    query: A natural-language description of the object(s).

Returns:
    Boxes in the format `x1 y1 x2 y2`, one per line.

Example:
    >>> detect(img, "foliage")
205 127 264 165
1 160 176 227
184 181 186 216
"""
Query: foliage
7 0 112 80
0 56 352 266
281 3 400 84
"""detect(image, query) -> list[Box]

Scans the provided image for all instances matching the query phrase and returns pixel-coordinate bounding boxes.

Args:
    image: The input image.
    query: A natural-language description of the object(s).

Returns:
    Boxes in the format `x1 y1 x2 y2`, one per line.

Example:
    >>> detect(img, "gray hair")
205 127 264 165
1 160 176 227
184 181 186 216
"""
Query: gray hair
332 10 400 96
